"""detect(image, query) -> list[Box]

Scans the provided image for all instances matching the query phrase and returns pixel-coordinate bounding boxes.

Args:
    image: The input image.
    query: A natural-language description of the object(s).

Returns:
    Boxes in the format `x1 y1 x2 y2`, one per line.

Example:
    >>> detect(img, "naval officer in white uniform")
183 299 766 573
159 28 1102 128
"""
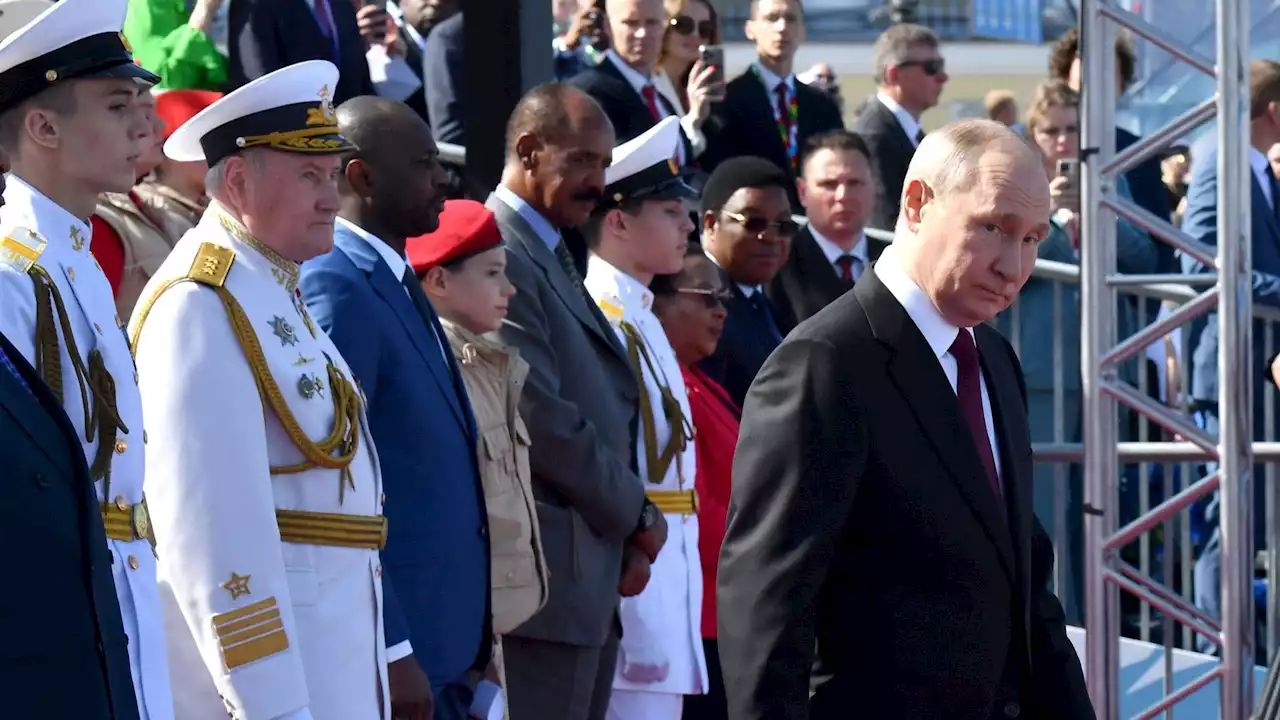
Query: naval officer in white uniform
0 0 174 718
582 117 709 719
128 60 391 720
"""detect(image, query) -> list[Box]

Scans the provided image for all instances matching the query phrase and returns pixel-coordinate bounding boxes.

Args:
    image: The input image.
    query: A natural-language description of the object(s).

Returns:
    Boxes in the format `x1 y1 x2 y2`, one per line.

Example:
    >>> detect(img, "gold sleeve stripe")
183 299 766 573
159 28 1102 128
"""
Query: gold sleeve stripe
222 629 290 671
211 596 289 671
221 617 285 647
212 597 278 633
215 607 282 638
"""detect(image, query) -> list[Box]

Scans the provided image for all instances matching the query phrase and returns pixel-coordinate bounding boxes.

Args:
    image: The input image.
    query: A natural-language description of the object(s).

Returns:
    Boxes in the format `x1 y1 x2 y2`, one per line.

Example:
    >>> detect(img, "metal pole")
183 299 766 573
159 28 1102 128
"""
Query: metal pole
1216 0 1255 711
1080 2 1119 716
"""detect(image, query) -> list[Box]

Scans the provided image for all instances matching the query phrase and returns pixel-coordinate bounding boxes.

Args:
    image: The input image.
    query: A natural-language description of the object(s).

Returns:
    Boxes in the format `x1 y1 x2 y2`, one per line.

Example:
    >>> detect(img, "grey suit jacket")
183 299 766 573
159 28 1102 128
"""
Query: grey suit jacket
487 193 645 647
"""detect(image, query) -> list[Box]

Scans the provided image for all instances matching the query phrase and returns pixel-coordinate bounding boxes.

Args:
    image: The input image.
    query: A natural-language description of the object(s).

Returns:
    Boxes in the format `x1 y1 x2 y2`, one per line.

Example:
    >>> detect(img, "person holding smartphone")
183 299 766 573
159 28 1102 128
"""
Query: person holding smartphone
653 0 722 160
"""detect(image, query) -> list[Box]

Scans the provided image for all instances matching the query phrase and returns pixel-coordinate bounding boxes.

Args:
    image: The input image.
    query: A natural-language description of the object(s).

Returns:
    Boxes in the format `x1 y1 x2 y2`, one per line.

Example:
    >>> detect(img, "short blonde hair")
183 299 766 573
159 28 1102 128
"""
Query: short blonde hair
1024 80 1079 136
984 90 1016 120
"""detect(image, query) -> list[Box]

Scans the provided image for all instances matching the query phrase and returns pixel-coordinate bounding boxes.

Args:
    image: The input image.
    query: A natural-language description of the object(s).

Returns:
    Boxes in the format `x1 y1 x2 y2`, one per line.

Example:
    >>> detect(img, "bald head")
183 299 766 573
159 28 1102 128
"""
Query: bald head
505 83 611 161
893 118 1050 328
904 119 1042 206
336 95 427 161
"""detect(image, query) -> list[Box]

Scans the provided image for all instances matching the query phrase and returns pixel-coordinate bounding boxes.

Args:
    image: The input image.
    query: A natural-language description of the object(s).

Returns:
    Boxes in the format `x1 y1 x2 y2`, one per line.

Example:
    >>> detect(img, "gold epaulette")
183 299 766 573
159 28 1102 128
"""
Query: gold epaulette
188 242 236 287
0 227 46 272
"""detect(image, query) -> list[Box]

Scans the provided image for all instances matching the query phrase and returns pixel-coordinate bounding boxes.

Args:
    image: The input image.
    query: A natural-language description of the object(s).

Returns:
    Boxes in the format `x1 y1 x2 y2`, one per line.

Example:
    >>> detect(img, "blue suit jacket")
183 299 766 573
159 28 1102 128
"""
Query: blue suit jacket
301 225 491 684
0 331 139 720
1181 148 1280 409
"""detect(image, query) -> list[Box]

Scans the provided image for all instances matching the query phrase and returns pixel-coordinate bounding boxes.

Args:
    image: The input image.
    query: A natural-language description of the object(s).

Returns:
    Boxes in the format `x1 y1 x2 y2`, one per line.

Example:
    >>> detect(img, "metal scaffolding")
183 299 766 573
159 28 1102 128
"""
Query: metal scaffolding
1079 0 1255 716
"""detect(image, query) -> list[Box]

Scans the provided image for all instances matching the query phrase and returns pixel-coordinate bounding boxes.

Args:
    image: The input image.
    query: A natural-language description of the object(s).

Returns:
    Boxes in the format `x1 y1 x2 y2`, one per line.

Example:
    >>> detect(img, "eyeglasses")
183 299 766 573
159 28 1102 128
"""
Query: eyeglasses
721 211 801 239
676 287 734 307
669 14 715 40
897 58 946 76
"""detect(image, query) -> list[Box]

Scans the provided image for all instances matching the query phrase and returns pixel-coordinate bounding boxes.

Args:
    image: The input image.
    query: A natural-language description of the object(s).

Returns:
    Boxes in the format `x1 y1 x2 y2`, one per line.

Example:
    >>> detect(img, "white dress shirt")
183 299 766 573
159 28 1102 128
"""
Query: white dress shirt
874 245 1003 489
605 50 687 164
809 225 869 281
876 91 923 148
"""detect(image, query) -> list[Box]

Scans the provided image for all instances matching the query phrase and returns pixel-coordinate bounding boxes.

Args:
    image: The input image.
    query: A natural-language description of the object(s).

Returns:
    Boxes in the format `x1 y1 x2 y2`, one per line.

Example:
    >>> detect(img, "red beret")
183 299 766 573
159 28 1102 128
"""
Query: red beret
153 89 223 142
406 200 505 274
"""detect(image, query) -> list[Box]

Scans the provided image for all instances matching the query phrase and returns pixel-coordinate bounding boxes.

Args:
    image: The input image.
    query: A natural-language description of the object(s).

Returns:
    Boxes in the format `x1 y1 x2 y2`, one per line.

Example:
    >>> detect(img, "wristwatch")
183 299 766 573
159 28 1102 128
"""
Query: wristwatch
636 497 660 534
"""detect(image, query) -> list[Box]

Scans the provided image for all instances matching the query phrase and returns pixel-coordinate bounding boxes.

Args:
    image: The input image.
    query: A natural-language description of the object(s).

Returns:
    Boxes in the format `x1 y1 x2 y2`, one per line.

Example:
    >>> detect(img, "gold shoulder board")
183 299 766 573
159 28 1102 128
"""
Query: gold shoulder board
0 227 47 273
597 296 625 327
188 243 235 287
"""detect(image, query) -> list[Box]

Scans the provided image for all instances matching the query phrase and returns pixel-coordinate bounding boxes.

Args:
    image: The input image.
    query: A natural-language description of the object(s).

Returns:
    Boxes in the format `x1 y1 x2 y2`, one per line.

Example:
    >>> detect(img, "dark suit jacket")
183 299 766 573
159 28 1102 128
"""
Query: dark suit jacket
569 56 693 159
768 227 890 334
301 226 491 683
852 98 917 232
488 193 647 646
395 17 428 122
697 274 784 411
423 12 464 145
717 271 1093 720
229 0 375 104
701 70 845 210
0 331 140 720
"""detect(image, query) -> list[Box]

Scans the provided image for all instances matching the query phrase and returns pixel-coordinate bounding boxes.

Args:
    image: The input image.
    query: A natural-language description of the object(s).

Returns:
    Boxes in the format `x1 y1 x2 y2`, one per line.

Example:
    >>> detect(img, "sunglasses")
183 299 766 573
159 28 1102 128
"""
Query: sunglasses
721 211 801 239
669 14 715 40
676 287 734 308
897 58 946 76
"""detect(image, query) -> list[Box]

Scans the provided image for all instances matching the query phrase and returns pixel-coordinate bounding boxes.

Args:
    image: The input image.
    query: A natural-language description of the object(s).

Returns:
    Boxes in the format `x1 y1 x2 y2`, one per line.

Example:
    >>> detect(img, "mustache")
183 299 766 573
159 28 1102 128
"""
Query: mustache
573 189 603 203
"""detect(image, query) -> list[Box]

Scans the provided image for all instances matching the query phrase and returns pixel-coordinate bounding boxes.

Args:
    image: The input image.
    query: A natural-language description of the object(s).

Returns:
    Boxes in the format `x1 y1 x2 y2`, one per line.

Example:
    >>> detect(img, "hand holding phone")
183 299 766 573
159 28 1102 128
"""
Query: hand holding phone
698 45 726 102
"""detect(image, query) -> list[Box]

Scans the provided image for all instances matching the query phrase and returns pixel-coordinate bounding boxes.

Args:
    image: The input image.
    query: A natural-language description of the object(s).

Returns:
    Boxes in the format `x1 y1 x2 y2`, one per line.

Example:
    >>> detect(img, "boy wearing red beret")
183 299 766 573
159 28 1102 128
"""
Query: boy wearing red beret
407 198 548 716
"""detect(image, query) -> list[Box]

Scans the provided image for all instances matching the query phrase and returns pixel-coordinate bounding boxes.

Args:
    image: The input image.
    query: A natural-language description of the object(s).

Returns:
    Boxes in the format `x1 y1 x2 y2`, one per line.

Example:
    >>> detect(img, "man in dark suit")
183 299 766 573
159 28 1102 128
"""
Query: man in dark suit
569 0 693 160
700 0 843 210
229 0 375 104
491 83 669 720
718 120 1093 720
390 0 457 121
301 96 490 720
854 23 948 231
1 325 141 720
422 10 464 144
697 156 797 409
1183 60 1280 654
769 129 886 334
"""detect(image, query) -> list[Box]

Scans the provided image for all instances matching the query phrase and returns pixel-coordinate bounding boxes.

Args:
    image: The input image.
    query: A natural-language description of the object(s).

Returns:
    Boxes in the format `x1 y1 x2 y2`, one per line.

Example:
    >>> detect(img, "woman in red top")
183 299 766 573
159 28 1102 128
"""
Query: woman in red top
651 249 735 720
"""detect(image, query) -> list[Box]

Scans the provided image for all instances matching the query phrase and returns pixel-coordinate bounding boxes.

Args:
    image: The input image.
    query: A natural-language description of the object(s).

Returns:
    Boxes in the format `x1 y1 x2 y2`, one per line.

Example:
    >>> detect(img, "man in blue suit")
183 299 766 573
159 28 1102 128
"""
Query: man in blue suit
2 323 141 719
1182 59 1280 654
301 96 491 720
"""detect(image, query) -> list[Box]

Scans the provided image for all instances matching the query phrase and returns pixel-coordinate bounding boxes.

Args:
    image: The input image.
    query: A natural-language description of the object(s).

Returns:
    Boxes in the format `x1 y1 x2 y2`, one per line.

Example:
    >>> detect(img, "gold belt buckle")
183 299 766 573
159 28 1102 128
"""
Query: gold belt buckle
131 498 153 545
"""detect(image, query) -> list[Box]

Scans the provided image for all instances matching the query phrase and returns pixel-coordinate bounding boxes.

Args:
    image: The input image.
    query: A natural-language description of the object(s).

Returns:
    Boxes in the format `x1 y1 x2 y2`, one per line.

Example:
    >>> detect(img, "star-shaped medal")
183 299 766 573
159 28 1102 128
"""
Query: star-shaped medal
269 316 298 347
222 572 252 600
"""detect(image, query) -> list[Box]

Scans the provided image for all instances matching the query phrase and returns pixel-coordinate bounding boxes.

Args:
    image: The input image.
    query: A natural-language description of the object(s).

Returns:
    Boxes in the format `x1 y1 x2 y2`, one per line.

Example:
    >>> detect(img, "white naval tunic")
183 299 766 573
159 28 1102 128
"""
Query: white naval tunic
0 175 174 720
129 206 389 720
584 255 707 711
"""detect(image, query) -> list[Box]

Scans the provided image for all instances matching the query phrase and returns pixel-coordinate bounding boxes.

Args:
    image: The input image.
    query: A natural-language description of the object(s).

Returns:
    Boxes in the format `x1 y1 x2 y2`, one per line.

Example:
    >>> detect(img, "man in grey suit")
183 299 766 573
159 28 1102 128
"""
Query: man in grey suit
490 83 669 720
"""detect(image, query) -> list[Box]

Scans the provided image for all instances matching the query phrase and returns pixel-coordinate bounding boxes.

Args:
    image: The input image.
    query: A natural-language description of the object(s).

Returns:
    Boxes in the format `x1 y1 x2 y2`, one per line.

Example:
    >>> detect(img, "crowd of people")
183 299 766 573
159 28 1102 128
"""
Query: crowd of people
12 0 1280 718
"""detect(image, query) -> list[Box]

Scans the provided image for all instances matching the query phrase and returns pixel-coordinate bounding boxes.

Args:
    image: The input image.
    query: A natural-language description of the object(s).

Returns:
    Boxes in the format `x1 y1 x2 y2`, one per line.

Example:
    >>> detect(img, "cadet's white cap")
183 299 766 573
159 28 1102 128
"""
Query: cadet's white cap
164 60 355 165
0 0 157 114
601 116 696 207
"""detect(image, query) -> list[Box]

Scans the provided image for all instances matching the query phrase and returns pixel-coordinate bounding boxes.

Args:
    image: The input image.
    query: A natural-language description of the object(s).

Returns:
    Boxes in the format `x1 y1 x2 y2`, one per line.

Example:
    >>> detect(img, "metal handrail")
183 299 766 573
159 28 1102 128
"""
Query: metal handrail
438 141 466 166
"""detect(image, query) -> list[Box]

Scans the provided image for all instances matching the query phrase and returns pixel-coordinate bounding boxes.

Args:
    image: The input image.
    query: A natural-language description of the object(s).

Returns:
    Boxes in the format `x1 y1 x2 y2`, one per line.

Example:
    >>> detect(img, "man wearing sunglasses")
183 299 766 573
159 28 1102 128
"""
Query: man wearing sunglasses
697 156 797 409
580 116 708 720
700 0 843 211
854 22 948 232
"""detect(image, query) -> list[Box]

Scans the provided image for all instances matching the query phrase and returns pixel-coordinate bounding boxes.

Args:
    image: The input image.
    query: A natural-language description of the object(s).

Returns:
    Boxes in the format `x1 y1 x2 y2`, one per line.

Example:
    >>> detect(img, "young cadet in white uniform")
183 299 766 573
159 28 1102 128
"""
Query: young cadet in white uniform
583 116 709 719
0 1 175 718
128 61 391 720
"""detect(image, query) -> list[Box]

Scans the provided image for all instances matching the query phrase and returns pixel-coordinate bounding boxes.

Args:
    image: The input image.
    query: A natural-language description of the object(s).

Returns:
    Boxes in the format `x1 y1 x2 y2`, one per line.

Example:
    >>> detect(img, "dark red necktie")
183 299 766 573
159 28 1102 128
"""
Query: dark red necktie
949 331 1000 497
641 84 662 121
774 83 792 137
835 255 858 283
313 0 335 38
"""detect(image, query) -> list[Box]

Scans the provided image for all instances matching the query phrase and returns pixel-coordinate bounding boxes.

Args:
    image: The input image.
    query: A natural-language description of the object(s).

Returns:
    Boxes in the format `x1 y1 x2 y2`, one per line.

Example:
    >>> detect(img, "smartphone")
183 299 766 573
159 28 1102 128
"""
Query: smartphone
699 45 727 102
1056 158 1079 186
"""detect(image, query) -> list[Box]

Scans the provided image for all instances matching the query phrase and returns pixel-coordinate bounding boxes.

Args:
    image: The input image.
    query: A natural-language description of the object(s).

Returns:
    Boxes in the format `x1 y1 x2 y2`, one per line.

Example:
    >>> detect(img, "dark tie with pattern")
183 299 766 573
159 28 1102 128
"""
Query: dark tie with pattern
555 241 616 336
949 330 999 497
834 255 861 284
0 341 31 395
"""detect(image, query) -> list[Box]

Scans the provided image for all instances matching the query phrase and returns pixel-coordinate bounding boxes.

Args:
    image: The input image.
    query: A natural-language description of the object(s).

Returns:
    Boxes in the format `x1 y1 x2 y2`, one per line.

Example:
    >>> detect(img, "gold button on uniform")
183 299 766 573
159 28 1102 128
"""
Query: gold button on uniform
128 555 139 570
115 439 127 454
